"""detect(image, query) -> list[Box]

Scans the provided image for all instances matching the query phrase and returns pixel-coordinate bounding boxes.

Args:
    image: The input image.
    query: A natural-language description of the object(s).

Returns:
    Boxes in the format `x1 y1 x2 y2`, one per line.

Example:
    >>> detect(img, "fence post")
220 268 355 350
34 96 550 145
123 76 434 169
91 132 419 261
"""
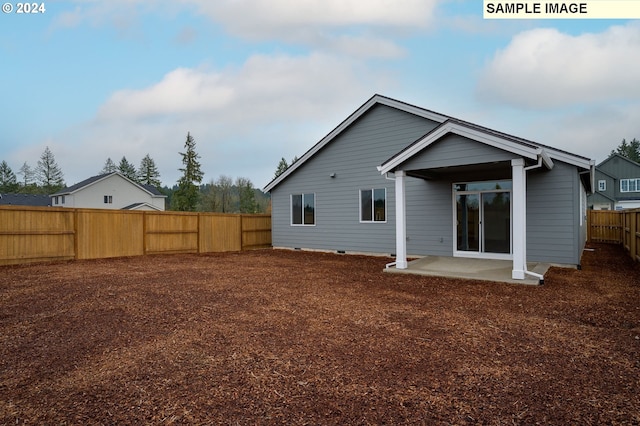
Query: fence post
74 208 79 260
632 210 638 262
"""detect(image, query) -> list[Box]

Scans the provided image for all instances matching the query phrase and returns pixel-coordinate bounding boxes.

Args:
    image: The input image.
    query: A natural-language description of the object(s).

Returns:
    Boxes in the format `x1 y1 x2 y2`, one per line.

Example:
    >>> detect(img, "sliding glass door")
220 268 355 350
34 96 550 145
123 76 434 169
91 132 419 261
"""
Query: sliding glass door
455 181 511 257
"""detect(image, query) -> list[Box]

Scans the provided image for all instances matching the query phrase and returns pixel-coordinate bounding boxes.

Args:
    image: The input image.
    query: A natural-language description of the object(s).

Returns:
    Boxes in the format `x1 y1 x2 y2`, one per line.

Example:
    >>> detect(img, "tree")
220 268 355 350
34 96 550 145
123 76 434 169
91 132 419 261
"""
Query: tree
236 177 257 213
118 156 138 181
36 146 65 193
0 161 18 193
101 158 117 174
18 162 35 190
217 175 235 213
273 156 300 179
172 132 204 211
138 154 161 187
274 157 289 178
610 138 640 163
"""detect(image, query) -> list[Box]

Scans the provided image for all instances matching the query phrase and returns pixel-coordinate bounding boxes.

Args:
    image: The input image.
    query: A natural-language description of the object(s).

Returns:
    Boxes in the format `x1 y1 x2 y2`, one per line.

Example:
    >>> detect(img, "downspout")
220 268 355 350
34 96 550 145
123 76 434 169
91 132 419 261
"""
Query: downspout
522 156 546 283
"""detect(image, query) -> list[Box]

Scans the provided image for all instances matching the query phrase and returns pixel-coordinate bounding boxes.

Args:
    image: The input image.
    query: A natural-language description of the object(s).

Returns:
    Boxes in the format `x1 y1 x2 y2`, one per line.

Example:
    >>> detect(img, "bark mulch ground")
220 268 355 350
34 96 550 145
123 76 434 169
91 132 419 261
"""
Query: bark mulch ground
0 243 639 425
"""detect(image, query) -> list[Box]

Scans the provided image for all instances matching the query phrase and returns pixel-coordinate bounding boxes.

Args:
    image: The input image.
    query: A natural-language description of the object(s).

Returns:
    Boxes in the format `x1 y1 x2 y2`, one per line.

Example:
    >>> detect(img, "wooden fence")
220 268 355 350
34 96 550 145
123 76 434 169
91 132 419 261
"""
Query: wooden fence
0 205 271 266
588 209 640 263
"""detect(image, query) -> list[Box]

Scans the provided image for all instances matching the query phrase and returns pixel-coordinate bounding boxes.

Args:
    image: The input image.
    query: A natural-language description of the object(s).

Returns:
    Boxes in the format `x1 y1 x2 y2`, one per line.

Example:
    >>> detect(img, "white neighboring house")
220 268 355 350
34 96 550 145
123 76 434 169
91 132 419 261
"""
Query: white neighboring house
50 172 166 211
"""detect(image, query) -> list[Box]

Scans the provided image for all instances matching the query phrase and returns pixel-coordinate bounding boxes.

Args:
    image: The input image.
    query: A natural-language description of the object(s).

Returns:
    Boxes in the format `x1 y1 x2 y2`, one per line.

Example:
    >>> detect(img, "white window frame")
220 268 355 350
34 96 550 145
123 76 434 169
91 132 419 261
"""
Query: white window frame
620 178 640 193
359 188 387 223
598 180 606 191
290 193 316 226
104 195 113 204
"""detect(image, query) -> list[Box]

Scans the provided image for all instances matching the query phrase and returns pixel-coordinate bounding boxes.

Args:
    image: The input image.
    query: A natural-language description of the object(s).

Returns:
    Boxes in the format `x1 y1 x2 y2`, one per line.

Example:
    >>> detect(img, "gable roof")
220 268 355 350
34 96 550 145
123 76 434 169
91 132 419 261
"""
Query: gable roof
596 153 640 169
264 94 592 192
52 172 165 198
122 202 163 211
377 117 594 174
0 193 51 207
264 94 448 192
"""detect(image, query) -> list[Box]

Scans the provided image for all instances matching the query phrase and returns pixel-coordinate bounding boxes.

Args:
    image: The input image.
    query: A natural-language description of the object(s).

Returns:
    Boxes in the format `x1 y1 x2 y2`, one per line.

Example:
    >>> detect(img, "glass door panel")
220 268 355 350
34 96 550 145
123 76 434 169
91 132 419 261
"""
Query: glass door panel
456 194 479 252
482 192 511 254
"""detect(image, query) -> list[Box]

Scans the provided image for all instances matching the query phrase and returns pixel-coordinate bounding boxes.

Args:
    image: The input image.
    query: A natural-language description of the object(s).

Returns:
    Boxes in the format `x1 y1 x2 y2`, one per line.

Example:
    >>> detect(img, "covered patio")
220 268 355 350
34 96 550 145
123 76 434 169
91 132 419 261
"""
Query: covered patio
384 255 551 285
378 120 559 283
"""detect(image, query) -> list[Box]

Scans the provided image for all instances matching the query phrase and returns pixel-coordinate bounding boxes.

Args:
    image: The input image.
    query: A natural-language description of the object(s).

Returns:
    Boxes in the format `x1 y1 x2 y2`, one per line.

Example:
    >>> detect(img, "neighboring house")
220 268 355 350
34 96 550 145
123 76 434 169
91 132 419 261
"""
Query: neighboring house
0 193 51 207
588 154 640 210
264 94 594 281
50 172 166 211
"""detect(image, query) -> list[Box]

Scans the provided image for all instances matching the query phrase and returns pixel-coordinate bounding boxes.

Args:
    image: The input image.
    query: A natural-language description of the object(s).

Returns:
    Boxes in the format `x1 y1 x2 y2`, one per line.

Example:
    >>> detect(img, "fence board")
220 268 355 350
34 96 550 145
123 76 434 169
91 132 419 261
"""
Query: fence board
588 209 640 264
76 209 144 259
145 212 199 254
200 214 242 252
588 210 623 243
0 206 272 265
0 206 75 265
241 215 272 249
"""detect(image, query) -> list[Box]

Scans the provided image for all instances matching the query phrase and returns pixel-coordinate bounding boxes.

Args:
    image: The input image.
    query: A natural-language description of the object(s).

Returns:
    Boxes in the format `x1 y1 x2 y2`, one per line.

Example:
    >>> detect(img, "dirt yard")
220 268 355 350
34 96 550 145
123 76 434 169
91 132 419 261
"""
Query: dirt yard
1 244 639 425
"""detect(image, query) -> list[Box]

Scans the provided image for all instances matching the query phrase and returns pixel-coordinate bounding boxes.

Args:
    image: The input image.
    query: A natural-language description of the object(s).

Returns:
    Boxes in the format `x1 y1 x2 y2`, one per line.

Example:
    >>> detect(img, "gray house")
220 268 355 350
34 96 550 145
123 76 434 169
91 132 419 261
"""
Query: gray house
588 154 640 210
264 95 594 281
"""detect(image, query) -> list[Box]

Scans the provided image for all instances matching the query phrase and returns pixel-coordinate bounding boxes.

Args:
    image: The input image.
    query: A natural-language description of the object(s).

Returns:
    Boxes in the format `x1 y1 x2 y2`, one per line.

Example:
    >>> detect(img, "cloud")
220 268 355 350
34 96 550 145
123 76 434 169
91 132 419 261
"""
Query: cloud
476 23 640 108
98 52 389 123
63 52 393 187
185 0 439 37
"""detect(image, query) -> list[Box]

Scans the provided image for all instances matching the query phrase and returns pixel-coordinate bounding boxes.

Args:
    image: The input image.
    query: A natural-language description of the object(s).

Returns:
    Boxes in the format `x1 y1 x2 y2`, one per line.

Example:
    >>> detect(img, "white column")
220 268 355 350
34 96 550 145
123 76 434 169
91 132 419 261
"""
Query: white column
511 158 526 280
395 170 408 269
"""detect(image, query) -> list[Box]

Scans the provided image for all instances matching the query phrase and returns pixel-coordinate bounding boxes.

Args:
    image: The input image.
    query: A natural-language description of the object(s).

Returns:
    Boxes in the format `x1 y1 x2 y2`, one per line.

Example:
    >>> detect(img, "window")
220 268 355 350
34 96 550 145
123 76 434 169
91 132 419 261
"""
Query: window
598 180 606 191
360 188 386 222
620 178 640 193
104 195 113 204
54 196 59 205
61 195 65 204
291 193 315 225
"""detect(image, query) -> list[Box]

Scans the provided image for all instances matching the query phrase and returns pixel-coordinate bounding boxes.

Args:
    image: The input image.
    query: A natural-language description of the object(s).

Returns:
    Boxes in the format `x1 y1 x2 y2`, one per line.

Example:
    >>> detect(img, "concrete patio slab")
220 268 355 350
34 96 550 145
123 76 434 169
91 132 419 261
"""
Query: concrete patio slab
384 256 550 285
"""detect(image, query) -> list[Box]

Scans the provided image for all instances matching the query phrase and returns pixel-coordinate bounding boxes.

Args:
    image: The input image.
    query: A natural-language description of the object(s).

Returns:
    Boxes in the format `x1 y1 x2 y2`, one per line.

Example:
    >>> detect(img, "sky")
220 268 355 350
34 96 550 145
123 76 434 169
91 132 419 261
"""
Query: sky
1 1 639 190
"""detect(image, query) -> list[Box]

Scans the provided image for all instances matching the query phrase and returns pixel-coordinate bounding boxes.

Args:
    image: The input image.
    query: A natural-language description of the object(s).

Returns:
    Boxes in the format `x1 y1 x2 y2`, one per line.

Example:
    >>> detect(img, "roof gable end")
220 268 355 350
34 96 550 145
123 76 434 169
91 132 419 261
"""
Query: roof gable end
52 172 165 198
263 94 449 192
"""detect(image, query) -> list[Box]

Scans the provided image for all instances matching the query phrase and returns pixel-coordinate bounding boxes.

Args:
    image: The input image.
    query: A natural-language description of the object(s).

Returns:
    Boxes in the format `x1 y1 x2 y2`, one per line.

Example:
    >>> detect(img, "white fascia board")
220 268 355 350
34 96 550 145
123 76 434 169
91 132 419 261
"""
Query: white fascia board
539 149 554 170
264 95 448 192
378 122 539 174
544 148 593 170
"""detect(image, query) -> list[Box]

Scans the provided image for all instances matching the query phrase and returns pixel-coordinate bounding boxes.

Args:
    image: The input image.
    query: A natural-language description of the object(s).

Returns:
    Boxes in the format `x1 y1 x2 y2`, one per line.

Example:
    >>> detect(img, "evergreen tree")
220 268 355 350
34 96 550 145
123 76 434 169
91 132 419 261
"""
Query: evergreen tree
0 161 18 193
18 162 35 190
138 154 162 187
101 157 117 174
172 132 204 211
118 156 138 181
610 138 640 163
236 177 257 213
36 146 65 193
274 157 289 178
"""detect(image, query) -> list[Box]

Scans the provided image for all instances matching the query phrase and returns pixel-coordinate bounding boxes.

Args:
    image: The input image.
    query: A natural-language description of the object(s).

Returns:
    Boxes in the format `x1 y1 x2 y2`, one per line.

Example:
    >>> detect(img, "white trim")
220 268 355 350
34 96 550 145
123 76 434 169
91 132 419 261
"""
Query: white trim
395 171 408 269
290 193 316 226
511 159 526 280
452 181 513 259
598 179 606 191
359 188 387 223
378 121 540 175
620 178 640 193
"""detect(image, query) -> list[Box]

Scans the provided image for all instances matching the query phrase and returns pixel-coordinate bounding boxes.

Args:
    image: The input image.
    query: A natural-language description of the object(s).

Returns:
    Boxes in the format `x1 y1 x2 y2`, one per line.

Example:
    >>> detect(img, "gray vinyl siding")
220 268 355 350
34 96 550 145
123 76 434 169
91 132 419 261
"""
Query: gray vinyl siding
271 103 586 266
271 104 440 254
405 178 453 256
526 161 582 265
401 134 517 170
